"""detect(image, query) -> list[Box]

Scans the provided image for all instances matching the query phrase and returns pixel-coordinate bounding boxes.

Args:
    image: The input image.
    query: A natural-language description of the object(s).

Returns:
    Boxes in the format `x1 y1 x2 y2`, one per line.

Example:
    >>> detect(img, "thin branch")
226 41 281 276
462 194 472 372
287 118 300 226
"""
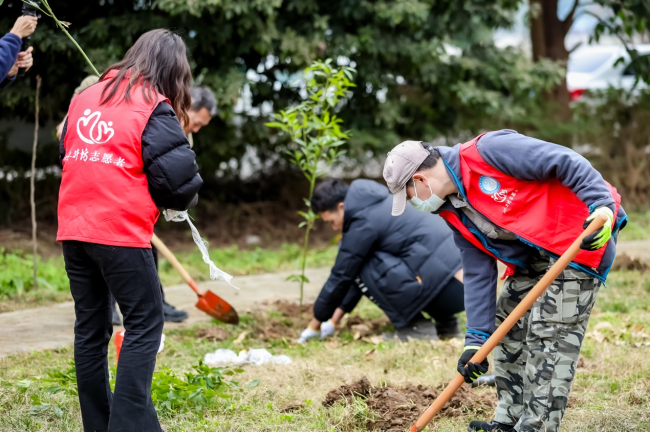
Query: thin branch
31 76 41 290
564 0 581 26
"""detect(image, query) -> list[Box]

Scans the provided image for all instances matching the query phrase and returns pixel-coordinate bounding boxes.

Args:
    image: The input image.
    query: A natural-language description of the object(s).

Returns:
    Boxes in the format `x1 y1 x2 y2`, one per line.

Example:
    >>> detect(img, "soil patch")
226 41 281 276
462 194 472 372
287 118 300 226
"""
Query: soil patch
323 376 496 431
611 253 649 272
249 301 391 342
271 300 314 318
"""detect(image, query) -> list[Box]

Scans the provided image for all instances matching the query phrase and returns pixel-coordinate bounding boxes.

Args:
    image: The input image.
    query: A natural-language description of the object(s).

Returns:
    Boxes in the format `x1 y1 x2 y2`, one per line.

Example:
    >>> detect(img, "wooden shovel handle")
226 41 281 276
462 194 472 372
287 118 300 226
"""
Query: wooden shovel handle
411 214 608 432
151 234 202 296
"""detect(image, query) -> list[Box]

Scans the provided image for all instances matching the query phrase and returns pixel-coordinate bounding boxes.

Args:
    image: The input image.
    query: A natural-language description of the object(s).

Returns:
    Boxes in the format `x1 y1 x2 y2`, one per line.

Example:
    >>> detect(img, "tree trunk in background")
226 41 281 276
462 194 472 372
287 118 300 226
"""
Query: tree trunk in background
529 0 577 120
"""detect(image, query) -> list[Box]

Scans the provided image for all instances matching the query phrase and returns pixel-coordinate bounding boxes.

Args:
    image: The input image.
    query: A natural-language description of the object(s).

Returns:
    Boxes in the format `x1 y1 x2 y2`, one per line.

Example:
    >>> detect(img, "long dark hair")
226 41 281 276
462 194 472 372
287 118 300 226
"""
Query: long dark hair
100 29 192 126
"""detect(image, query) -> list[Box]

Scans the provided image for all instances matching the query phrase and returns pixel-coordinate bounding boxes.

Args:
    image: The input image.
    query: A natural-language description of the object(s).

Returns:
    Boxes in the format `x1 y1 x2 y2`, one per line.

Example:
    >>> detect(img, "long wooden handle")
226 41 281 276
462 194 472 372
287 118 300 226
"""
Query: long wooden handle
411 214 608 432
151 234 202 296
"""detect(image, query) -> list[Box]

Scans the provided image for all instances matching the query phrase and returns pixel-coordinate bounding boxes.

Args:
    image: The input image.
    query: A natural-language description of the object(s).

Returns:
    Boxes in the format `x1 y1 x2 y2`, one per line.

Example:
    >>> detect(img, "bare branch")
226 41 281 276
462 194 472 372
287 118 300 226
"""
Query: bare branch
563 0 581 33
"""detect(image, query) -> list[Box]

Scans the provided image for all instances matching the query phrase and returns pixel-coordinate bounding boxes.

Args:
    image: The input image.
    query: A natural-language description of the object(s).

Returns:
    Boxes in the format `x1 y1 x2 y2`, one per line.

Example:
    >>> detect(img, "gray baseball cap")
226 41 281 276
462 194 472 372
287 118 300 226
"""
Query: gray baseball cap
383 140 430 216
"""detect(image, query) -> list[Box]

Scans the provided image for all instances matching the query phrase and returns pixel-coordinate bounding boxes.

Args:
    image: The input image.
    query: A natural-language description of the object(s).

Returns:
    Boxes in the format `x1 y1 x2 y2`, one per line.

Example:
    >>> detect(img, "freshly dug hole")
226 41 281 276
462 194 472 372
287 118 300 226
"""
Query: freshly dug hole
323 376 496 431
248 300 391 341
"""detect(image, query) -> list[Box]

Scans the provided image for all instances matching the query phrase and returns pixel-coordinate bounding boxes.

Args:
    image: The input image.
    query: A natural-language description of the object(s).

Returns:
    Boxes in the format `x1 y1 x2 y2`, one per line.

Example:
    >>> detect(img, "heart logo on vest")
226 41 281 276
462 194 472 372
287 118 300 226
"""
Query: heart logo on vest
77 109 115 144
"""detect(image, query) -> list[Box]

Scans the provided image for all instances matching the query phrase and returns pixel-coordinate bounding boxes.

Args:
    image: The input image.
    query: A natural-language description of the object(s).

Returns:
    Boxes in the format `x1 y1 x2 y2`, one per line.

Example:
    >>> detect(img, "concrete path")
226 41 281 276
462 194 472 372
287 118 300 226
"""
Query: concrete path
0 268 330 358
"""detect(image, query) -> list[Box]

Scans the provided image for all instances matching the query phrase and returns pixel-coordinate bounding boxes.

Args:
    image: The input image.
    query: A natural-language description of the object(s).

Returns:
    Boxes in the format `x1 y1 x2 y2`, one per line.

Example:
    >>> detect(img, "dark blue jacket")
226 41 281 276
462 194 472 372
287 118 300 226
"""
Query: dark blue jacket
0 33 21 88
434 130 627 346
313 179 462 329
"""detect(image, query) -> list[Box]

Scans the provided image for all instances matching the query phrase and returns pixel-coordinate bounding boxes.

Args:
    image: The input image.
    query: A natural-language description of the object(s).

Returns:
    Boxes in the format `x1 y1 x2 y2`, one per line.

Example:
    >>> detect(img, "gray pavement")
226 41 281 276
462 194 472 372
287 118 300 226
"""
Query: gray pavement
0 268 330 358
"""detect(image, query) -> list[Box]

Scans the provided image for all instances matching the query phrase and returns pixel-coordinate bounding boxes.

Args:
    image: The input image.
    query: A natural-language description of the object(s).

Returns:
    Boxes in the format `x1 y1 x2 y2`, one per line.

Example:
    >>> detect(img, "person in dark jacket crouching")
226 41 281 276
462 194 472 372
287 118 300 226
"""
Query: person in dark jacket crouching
298 178 465 343
57 29 202 432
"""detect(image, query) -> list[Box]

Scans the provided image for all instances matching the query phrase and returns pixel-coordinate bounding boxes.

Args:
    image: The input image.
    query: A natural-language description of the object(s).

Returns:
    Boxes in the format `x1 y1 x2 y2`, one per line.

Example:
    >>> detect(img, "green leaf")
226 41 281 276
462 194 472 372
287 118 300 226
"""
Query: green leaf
246 379 260 388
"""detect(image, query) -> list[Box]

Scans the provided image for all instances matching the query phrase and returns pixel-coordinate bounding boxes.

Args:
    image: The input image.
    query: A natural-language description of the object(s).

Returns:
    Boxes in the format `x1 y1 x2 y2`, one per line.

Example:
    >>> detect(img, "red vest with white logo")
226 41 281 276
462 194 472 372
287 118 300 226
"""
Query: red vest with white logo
439 133 621 272
57 70 169 248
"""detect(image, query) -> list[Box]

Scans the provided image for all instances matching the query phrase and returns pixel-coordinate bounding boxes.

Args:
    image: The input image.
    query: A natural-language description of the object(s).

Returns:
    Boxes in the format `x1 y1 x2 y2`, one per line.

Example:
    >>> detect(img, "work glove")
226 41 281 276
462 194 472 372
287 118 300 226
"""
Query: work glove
320 320 336 339
297 326 320 344
580 207 614 251
457 346 489 384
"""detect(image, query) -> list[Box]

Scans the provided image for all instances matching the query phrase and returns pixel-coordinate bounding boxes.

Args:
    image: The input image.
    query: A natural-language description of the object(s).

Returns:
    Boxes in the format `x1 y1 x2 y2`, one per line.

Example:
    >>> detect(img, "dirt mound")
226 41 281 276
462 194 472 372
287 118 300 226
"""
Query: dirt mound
324 376 373 406
611 253 649 272
271 300 314 318
323 376 496 431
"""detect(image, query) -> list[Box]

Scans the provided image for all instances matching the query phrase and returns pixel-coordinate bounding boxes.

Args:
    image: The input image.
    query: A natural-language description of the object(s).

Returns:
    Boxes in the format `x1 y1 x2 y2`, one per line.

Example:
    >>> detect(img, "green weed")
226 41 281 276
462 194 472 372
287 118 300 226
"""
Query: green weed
0 249 68 298
618 211 650 241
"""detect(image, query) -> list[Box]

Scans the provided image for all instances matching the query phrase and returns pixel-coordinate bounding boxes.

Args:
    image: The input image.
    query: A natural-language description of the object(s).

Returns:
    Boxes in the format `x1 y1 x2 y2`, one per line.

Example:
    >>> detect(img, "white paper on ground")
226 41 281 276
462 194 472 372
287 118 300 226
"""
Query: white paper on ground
203 348 292 367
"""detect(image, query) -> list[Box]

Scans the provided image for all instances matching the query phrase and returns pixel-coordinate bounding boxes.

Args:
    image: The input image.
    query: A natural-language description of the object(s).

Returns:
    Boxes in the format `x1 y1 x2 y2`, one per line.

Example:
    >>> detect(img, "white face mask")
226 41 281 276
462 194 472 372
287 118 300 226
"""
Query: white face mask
410 179 446 212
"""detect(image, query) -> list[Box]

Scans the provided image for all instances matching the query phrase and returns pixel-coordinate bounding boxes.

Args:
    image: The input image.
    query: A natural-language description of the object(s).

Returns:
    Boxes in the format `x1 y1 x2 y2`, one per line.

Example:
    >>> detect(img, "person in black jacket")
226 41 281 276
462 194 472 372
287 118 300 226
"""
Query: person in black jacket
298 179 465 342
57 30 202 432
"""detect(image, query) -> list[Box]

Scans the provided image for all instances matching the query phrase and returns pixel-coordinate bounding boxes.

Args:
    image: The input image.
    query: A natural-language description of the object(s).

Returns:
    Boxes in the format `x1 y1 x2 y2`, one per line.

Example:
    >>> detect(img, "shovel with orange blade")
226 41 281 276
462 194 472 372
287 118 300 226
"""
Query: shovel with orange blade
410 214 608 432
151 234 239 324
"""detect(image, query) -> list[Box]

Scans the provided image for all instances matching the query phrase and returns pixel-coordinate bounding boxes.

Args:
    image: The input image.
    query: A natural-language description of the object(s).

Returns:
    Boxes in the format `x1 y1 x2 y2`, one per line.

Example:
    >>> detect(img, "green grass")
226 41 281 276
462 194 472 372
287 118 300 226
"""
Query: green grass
158 243 338 286
2 269 650 431
618 211 650 241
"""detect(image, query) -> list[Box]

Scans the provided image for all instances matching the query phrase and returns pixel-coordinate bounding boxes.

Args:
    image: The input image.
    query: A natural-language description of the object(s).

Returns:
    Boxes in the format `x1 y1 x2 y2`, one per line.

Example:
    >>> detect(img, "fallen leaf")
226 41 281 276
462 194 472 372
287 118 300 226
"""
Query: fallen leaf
631 331 650 339
353 332 361 340
614 340 626 346
233 331 249 344
197 326 228 342
364 348 376 361
594 321 613 331
278 400 306 412
586 331 606 343
324 340 339 349
351 324 372 337
361 336 383 345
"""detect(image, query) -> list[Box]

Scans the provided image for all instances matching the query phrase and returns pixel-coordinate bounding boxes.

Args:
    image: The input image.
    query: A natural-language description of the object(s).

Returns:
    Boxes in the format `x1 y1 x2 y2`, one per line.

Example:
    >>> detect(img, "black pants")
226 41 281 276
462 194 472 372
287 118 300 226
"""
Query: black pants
63 241 164 432
112 242 165 317
420 277 465 323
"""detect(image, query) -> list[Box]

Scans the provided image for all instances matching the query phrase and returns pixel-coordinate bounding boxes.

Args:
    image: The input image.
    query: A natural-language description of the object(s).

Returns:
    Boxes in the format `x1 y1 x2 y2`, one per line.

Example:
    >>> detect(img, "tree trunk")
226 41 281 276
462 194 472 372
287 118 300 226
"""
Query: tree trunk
529 0 575 120
31 76 41 290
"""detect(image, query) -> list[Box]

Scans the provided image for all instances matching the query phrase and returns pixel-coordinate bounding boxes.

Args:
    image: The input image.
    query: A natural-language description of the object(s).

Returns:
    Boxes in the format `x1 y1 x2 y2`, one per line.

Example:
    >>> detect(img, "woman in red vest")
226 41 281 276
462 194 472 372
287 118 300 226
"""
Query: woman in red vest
383 130 626 432
57 29 202 432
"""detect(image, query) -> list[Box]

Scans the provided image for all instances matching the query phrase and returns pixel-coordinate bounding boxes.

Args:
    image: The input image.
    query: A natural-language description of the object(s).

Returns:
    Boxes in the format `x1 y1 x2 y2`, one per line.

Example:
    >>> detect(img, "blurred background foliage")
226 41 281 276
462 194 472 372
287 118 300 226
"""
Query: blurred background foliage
0 0 649 230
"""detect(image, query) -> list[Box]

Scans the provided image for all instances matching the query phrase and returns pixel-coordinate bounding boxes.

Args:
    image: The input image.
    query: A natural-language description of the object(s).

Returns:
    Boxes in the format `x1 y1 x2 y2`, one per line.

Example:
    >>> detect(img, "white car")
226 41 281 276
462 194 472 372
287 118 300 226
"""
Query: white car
567 44 650 100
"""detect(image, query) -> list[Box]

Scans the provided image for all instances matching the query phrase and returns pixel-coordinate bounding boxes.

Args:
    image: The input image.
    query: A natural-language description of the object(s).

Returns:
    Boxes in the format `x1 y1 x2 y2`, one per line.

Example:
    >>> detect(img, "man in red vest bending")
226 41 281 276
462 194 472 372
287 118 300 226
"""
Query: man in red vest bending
383 130 626 432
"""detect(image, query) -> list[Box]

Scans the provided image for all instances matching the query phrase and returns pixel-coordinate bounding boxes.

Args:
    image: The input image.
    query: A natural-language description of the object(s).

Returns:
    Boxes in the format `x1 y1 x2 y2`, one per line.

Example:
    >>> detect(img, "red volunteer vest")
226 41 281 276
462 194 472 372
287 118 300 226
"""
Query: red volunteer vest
57 71 169 248
440 133 621 272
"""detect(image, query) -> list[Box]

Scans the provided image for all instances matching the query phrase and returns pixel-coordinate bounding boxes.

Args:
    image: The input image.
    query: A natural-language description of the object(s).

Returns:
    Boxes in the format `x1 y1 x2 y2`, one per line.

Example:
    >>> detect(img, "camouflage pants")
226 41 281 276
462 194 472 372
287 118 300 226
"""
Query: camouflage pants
493 252 600 432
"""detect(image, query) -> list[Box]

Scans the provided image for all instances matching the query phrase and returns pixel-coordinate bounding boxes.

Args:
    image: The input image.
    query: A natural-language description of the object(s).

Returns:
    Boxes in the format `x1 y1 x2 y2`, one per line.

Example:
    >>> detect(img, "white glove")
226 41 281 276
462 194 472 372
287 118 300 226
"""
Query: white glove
297 326 320 344
320 320 336 339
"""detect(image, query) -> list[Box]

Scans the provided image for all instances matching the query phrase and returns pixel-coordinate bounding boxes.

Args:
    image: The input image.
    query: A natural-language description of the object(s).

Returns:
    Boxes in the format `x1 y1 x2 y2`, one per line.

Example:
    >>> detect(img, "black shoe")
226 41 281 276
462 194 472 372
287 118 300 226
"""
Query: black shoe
471 373 496 388
163 301 189 323
384 318 439 341
112 307 122 326
468 420 515 432
435 315 462 339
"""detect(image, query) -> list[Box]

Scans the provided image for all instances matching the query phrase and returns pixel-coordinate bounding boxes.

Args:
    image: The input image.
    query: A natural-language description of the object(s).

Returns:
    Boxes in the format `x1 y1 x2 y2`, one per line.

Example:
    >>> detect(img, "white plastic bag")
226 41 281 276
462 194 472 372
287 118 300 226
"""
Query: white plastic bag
203 348 292 367
163 209 237 288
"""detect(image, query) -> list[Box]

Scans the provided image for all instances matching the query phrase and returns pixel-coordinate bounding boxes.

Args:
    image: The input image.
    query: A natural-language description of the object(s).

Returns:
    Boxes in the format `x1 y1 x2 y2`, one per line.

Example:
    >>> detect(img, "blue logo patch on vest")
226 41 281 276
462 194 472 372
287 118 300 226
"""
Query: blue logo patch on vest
478 176 500 194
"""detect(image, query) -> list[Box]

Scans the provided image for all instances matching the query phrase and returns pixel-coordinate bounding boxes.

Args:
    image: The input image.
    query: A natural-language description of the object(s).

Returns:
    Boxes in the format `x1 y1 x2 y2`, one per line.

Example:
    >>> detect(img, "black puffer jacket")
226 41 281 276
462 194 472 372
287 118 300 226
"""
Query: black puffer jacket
313 179 462 329
60 101 202 211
